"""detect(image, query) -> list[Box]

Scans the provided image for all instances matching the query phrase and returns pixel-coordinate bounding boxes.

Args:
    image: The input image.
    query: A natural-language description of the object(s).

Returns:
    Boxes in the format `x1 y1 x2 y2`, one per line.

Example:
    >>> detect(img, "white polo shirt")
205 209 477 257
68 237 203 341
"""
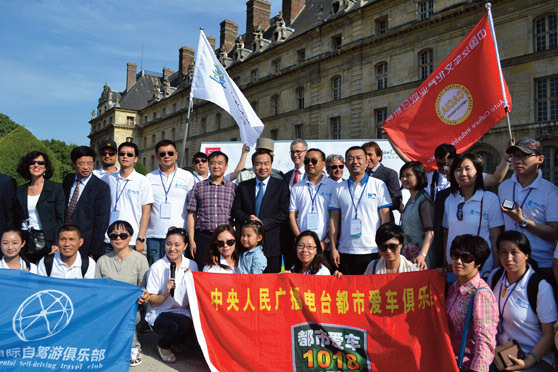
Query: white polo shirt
498 172 558 268
104 170 154 243
93 166 119 179
145 255 198 326
146 167 195 239
0 257 37 274
37 252 96 279
443 189 504 273
329 173 392 254
193 171 209 184
290 176 338 240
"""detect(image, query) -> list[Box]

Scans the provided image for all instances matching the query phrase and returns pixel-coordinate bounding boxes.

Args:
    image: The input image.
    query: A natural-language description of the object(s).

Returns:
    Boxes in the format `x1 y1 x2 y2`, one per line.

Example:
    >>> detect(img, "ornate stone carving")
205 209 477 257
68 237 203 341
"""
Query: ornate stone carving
273 12 287 43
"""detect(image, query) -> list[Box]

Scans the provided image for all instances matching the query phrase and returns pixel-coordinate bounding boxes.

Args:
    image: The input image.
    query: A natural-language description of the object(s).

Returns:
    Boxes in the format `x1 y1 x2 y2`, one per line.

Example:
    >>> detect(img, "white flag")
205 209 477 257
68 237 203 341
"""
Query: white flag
191 30 264 146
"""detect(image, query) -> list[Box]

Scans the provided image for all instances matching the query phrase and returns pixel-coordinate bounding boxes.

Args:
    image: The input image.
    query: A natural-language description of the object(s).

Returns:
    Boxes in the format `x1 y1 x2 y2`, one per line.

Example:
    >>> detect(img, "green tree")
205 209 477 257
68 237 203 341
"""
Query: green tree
0 113 20 137
41 139 76 179
134 161 148 175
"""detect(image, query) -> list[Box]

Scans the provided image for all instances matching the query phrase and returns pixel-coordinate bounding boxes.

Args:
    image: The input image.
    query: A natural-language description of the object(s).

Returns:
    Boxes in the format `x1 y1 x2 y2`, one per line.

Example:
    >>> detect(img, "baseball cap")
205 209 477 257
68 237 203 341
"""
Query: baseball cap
506 138 541 155
99 139 117 152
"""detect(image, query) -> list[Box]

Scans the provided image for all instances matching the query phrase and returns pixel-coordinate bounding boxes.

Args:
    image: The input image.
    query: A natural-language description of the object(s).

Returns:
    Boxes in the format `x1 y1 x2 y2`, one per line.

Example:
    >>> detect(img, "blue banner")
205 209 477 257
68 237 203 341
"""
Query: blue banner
0 269 139 371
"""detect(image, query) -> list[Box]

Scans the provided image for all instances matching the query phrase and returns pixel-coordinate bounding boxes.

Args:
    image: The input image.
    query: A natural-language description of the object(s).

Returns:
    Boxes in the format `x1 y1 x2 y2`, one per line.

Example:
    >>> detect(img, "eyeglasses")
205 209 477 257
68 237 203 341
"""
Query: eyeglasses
510 153 536 161
75 161 93 168
290 150 306 156
450 251 475 264
159 151 175 158
108 232 130 240
101 151 116 157
29 160 46 166
304 158 319 166
194 158 208 164
296 244 317 251
216 239 235 248
330 164 344 170
456 202 465 221
379 243 400 252
118 152 135 158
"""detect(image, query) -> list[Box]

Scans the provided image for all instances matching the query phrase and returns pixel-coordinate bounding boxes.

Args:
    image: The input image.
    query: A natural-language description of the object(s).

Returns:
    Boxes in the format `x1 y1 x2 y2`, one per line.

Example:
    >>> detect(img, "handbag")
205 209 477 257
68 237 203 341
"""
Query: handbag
25 227 48 256
493 339 525 371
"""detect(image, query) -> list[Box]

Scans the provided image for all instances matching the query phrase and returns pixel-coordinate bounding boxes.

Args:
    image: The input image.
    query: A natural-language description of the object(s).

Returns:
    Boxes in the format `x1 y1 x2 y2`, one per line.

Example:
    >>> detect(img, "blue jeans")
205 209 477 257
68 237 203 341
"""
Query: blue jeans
146 238 166 266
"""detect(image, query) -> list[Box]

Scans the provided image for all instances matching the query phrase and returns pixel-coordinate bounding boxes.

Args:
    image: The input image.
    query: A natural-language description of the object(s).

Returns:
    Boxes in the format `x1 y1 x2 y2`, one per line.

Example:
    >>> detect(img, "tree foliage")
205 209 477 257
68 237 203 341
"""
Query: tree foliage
134 161 148 175
0 113 20 137
41 139 76 179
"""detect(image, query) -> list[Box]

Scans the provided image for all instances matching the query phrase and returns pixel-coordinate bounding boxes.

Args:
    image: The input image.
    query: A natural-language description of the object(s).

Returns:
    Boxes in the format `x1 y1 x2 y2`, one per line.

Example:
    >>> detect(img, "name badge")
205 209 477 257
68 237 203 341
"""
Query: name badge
350 219 362 237
307 213 319 231
109 210 120 225
160 202 172 219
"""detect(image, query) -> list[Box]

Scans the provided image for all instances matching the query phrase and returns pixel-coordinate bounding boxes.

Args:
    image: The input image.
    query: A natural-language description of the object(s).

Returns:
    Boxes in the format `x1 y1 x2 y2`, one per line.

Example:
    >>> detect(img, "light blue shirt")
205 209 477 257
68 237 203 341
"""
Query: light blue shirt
238 246 267 274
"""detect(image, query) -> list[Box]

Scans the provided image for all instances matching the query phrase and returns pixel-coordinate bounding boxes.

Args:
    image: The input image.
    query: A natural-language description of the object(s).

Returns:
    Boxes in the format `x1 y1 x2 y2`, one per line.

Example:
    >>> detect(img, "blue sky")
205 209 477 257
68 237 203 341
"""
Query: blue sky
0 0 281 145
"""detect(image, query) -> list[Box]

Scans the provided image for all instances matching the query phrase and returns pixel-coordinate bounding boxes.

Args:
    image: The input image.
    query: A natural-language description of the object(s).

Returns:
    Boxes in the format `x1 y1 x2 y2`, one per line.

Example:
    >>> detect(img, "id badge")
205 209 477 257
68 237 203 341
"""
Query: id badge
350 219 362 237
307 213 319 231
160 202 172 219
109 210 120 224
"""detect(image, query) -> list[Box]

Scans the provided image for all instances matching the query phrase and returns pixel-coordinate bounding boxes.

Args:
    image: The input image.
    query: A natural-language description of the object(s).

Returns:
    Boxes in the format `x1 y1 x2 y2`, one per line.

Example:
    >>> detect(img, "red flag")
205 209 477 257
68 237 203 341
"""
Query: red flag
186 270 459 372
383 10 512 172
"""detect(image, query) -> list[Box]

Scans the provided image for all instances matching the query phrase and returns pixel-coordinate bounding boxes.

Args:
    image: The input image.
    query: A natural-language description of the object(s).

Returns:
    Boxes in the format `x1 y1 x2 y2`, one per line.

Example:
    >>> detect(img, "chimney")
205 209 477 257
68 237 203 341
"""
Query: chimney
163 67 174 81
126 62 137 91
282 0 305 26
220 19 238 54
246 0 271 49
178 46 195 77
207 35 216 52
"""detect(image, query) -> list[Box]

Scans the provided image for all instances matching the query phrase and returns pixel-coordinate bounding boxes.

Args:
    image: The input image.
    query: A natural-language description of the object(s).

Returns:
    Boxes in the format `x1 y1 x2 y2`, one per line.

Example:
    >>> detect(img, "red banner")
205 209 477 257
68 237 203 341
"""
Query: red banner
383 11 512 172
185 270 459 372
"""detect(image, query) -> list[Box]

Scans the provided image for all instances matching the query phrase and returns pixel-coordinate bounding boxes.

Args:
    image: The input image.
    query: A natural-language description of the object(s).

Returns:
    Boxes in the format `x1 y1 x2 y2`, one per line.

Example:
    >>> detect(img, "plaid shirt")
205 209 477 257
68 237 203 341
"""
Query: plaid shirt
186 177 236 231
446 273 497 372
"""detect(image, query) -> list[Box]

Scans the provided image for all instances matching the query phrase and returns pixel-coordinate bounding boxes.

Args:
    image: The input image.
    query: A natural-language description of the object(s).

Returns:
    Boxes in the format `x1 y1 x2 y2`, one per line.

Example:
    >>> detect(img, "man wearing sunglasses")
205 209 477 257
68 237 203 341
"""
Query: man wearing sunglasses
93 139 119 178
146 140 195 266
192 152 209 184
103 142 153 255
326 154 345 183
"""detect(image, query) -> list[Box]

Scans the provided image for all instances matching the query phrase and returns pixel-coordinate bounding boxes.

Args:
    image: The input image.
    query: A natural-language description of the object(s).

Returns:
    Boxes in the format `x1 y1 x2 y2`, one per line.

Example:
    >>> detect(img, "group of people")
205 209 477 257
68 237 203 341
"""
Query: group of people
0 135 557 371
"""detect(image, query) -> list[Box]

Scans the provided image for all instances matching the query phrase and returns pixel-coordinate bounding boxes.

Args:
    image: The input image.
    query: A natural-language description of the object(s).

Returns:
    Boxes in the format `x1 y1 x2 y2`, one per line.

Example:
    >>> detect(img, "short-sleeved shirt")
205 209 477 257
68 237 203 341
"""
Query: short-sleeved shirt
95 250 149 287
0 257 37 274
289 176 338 240
104 170 154 243
37 252 96 279
193 171 209 184
93 166 119 179
443 189 504 273
146 167 195 238
498 172 558 268
186 177 236 232
329 173 392 254
290 264 331 275
145 256 198 326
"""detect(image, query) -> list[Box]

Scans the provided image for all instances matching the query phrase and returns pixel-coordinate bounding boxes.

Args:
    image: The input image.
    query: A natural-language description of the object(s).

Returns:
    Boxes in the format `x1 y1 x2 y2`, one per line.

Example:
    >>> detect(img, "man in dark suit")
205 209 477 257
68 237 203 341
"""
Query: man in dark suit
233 149 290 273
62 146 110 260
363 141 402 211
0 172 16 233
283 139 308 189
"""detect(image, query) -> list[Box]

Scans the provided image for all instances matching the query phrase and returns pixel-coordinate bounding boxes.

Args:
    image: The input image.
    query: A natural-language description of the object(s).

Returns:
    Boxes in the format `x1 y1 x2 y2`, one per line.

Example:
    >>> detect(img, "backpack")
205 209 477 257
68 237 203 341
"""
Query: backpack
489 267 546 314
44 254 89 278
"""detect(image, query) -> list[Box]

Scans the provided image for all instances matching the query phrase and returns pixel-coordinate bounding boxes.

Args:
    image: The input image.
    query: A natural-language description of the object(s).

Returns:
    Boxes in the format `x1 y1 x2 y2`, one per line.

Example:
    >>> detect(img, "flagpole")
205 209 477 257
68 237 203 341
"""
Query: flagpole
485 2 513 143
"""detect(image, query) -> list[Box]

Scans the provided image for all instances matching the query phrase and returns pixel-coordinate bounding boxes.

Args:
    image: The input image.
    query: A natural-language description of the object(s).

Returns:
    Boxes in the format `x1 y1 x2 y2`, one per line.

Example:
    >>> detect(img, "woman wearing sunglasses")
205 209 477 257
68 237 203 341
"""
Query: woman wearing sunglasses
203 224 239 273
96 220 149 367
446 234 498 372
14 151 65 263
364 223 418 274
443 153 504 276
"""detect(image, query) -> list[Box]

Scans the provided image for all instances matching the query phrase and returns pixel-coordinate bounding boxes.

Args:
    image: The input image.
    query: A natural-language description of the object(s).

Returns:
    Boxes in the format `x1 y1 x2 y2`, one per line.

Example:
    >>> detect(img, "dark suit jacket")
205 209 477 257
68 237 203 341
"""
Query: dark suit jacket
0 172 16 233
232 177 290 258
372 163 402 210
63 173 111 257
15 179 65 248
283 169 294 185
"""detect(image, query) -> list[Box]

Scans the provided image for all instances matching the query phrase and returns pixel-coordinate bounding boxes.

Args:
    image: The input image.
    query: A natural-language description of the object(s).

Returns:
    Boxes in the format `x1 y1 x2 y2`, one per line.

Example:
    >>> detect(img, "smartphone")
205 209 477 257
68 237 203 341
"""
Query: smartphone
502 200 515 210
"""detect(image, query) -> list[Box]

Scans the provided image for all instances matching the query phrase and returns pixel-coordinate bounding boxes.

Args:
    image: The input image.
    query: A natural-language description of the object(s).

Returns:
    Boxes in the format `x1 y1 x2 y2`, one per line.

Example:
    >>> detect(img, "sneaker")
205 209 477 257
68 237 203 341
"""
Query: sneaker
130 347 143 367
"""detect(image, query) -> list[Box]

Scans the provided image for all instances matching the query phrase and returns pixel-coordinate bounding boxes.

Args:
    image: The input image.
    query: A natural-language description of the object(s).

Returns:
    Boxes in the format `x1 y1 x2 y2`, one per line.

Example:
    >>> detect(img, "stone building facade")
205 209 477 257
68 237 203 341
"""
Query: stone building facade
89 0 558 184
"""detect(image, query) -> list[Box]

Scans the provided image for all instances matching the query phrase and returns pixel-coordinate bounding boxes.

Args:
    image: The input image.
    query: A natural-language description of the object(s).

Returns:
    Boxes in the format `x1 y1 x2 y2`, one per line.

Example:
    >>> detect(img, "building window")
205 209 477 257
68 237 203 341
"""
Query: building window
173 103 177 112
332 34 342 51
295 125 304 139
151 155 155 170
126 116 134 126
374 108 387 138
542 145 558 186
536 76 558 121
376 62 388 90
251 100 259 114
271 95 279 116
419 49 433 80
476 151 495 173
251 69 258 83
152 112 157 120
162 108 166 117
297 49 306 63
216 113 221 130
330 117 341 139
376 17 388 35
270 129 278 140
171 128 176 140
418 0 433 20
151 134 156 146
143 137 147 148
272 59 281 74
332 76 342 100
161 130 165 140
201 117 206 133
296 87 305 109
535 14 557 52
144 115 147 123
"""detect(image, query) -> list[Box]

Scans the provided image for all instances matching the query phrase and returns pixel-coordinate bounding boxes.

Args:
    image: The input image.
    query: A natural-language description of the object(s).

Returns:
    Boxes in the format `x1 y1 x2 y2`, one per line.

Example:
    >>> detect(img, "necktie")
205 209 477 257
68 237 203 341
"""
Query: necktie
255 181 264 217
293 169 299 185
65 180 81 224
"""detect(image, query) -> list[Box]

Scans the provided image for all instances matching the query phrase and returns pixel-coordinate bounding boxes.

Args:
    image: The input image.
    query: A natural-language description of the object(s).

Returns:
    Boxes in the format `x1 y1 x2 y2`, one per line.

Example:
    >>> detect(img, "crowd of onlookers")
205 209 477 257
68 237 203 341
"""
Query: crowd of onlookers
1 135 557 371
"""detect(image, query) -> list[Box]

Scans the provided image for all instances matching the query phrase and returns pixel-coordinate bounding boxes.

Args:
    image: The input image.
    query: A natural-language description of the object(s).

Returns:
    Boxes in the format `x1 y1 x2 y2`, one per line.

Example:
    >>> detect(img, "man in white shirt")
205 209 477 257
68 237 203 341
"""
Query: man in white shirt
329 146 392 275
283 139 307 189
498 139 558 280
103 142 153 254
37 225 96 278
92 139 119 178
146 140 194 265
326 154 345 183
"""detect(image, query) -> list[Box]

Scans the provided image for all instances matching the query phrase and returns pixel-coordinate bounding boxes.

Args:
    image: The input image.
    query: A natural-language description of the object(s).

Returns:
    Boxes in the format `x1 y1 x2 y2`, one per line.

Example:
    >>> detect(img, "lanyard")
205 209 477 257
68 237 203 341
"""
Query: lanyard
497 269 528 321
512 183 533 210
159 169 177 203
348 178 367 219
114 178 130 211
307 183 323 213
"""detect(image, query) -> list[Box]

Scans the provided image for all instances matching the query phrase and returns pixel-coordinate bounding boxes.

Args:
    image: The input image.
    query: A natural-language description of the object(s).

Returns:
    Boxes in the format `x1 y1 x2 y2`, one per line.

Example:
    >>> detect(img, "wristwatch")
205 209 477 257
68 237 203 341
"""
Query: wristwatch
520 218 529 228
324 237 331 244
137 237 146 243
